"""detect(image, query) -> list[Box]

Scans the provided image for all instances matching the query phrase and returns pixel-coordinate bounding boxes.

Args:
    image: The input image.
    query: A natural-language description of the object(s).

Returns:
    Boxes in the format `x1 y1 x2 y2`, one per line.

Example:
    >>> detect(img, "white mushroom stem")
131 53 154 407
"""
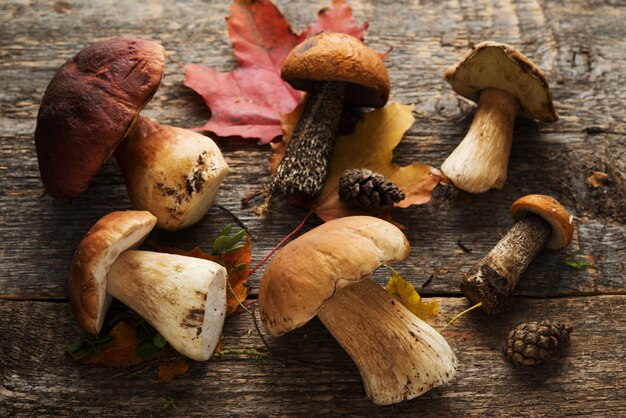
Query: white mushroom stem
441 88 520 193
107 250 227 361
316 279 457 405
115 116 229 231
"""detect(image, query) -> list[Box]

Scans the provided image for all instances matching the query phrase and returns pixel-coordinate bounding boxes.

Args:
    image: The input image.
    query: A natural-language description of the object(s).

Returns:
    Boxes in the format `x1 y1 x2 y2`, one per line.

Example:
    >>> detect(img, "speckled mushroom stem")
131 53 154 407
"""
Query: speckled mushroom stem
317 279 457 405
269 80 346 199
460 216 551 314
441 88 520 193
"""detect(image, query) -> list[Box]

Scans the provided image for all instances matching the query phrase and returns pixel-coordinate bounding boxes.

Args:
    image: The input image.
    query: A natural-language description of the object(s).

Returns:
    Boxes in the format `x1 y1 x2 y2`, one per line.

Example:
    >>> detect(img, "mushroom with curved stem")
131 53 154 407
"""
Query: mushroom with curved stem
259 216 457 405
69 211 228 361
34 37 228 230
460 195 574 314
440 41 558 193
267 32 390 204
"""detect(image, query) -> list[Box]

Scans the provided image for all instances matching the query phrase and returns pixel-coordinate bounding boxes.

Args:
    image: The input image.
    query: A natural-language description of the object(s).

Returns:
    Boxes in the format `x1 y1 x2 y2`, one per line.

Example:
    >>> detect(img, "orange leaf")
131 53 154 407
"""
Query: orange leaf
158 358 190 383
81 320 143 367
149 236 251 315
275 102 444 222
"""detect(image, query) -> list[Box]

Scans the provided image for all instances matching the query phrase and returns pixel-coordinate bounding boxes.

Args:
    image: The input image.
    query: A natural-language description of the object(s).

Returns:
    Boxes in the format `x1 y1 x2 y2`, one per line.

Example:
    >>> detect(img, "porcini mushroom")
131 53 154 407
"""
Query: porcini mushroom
461 194 574 314
269 32 389 201
35 37 228 230
440 41 558 193
69 210 227 361
259 216 457 405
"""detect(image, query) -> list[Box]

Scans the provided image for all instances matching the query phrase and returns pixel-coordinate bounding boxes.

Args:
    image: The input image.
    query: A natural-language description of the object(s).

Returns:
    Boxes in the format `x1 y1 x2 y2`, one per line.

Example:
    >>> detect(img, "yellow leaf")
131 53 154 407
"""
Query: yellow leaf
385 267 438 323
276 102 444 222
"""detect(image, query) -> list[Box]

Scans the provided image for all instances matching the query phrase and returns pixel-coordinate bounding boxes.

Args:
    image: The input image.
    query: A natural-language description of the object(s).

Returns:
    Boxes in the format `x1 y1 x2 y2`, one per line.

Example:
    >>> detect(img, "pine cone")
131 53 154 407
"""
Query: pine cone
504 320 572 366
338 169 405 210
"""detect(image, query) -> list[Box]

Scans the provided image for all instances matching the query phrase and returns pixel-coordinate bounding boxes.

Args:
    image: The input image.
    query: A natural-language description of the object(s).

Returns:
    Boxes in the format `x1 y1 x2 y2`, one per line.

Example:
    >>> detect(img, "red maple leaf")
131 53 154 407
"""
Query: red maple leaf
184 0 368 144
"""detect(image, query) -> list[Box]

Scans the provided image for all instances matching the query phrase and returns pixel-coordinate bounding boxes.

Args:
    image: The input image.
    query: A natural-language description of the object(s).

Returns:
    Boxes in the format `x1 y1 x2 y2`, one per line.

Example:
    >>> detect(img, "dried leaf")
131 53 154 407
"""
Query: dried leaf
274 102 444 222
184 0 368 143
586 171 608 188
385 267 439 323
81 320 144 367
158 359 190 383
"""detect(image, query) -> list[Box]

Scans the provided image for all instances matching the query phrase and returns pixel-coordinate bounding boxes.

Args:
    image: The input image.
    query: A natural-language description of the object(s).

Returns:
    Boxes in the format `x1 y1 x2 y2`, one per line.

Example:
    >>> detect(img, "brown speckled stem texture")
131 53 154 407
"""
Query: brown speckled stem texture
461 216 551 314
270 80 346 198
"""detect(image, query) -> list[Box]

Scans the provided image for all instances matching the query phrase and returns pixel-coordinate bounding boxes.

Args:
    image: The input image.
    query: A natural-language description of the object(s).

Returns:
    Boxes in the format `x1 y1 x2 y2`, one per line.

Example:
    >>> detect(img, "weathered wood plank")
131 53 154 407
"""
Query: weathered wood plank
1 296 624 416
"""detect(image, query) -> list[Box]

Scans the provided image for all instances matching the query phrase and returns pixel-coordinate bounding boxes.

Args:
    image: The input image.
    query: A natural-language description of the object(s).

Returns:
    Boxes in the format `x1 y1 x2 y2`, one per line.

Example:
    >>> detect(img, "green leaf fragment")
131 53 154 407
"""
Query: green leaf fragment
212 235 228 255
224 229 247 251
565 260 591 269
153 333 167 349
136 342 161 359
162 399 178 410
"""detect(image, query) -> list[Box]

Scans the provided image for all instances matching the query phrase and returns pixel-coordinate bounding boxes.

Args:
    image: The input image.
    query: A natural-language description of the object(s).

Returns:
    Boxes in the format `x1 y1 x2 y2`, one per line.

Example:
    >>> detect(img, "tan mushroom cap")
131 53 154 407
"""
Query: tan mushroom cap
259 216 410 336
511 194 573 250
444 41 557 122
35 38 165 202
69 211 157 334
281 32 390 107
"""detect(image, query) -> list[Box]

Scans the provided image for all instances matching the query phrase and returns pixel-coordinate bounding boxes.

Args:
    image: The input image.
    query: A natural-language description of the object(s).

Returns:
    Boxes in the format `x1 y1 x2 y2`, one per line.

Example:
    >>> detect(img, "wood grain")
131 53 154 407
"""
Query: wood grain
1 296 624 417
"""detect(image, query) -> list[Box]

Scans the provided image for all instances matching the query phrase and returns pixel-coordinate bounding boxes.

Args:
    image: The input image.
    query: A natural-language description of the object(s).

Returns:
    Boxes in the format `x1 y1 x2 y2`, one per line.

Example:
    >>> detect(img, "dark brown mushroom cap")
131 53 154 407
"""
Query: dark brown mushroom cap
511 194 574 250
444 41 557 122
69 210 157 334
281 32 390 107
35 38 166 202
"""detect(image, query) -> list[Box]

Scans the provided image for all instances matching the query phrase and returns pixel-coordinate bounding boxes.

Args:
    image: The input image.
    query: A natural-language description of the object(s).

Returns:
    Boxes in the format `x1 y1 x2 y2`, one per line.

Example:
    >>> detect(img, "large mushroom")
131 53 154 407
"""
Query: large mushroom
259 216 457 405
269 32 389 202
69 210 227 361
35 37 228 230
440 41 558 193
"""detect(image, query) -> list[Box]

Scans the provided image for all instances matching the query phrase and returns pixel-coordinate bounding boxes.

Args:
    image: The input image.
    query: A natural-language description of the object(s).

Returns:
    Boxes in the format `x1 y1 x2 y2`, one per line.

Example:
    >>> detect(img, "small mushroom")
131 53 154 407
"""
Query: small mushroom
460 195 574 314
441 42 558 193
69 210 227 361
259 216 457 405
269 32 389 201
35 38 228 230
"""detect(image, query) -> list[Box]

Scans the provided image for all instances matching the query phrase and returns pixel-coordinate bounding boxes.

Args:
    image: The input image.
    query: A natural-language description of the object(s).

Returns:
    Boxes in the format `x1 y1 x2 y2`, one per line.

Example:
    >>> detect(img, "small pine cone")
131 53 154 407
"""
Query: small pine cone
338 168 405 210
504 320 572 366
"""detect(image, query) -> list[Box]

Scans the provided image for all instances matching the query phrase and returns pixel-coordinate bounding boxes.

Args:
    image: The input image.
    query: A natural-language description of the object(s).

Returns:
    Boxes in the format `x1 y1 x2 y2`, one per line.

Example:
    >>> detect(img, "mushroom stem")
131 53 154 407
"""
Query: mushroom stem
441 88 520 193
106 250 227 361
460 216 551 314
269 80 346 199
316 279 457 405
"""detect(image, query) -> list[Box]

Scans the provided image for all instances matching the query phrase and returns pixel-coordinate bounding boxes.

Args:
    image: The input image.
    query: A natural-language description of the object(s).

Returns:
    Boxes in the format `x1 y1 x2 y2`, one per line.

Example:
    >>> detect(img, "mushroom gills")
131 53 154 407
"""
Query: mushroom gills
270 80 346 199
441 88 520 193
106 250 227 361
317 279 457 405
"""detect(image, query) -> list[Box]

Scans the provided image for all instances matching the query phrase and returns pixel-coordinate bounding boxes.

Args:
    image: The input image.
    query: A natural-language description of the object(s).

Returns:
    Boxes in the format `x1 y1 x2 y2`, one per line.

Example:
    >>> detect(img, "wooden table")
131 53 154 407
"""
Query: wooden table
1 0 624 416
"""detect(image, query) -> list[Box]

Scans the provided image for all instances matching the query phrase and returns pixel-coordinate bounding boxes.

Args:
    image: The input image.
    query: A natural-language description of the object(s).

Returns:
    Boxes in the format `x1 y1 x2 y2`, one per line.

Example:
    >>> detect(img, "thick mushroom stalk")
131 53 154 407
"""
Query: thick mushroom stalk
318 279 457 405
267 32 390 205
441 41 558 193
269 80 346 198
69 211 228 361
107 250 227 361
115 116 229 231
441 88 520 193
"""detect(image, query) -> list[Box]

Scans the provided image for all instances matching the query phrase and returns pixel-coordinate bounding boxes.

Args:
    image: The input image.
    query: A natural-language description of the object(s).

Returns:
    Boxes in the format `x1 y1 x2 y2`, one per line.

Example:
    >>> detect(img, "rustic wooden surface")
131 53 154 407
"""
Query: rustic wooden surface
1 0 624 416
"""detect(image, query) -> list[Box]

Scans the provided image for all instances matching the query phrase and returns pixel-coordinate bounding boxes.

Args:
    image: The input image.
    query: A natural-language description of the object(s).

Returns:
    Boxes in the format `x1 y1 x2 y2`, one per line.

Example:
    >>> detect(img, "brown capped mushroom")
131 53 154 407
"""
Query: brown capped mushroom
269 32 389 202
35 38 228 230
69 210 227 361
441 41 558 193
460 195 574 314
259 216 457 405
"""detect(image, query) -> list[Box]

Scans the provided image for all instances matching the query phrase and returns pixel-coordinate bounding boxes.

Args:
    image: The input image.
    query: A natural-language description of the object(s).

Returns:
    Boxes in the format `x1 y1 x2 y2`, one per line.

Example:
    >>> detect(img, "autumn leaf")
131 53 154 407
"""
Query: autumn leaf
184 0 368 143
273 101 444 222
79 320 144 367
385 267 439 323
158 358 190 383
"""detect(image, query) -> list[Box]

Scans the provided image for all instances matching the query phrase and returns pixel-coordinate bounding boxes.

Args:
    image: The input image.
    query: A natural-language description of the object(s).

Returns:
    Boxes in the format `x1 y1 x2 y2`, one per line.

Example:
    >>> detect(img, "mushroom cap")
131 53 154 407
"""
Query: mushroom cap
69 210 157 334
443 41 557 122
115 116 230 231
259 216 410 336
511 194 573 250
281 32 390 107
35 38 165 202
